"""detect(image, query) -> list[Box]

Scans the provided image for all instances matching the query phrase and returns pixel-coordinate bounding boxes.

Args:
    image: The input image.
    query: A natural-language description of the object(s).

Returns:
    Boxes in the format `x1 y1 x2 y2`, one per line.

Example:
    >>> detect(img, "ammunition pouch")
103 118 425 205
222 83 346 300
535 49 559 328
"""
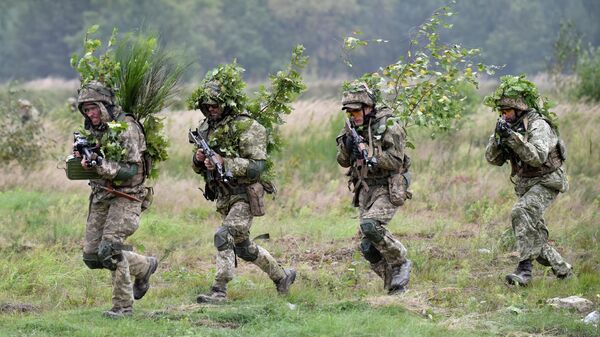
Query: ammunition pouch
246 182 266 217
98 240 132 271
141 187 153 212
360 238 383 263
388 172 412 206
82 253 104 269
233 239 259 262
214 226 232 251
360 219 384 243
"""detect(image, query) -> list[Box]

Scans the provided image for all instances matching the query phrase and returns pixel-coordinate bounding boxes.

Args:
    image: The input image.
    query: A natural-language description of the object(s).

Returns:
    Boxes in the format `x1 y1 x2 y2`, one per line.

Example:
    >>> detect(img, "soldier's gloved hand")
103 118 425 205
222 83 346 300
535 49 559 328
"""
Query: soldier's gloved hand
495 118 512 139
343 134 354 151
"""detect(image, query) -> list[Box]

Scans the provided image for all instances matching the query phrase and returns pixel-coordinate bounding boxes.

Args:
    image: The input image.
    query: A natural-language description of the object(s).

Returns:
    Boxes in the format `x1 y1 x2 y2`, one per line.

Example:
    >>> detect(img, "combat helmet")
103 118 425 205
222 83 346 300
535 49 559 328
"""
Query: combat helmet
342 81 375 110
496 96 528 111
77 80 116 114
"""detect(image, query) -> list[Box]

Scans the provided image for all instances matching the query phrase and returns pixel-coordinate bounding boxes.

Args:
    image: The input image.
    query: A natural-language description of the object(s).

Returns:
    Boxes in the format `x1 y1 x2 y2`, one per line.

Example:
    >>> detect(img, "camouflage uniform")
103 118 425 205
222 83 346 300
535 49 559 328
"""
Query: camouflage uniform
486 98 572 283
336 82 412 294
76 82 156 316
191 94 294 302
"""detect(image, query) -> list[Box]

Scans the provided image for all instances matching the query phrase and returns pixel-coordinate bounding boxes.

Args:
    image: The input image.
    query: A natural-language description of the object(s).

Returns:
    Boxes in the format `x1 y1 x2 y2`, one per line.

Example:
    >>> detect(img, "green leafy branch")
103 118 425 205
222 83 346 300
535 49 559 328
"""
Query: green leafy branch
70 25 119 88
343 2 496 144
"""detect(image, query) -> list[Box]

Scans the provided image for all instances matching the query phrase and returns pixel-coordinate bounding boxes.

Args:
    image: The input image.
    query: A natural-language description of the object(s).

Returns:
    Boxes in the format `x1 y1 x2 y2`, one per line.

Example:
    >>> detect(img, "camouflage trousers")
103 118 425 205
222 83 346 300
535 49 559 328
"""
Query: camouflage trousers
512 183 572 275
84 191 152 308
213 201 286 290
358 185 408 285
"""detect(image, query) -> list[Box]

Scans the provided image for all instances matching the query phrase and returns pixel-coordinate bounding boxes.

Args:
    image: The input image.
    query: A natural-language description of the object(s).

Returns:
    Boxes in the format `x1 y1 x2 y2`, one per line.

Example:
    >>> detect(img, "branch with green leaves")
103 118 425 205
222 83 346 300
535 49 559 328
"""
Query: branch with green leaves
343 2 496 146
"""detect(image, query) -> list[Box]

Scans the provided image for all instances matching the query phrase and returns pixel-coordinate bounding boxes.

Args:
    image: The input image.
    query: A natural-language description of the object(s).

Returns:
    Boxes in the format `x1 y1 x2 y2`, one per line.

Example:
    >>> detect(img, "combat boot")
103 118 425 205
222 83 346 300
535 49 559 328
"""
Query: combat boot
133 256 158 300
197 286 227 304
370 260 392 290
505 259 532 286
275 268 296 295
388 259 412 295
103 306 133 318
554 266 574 280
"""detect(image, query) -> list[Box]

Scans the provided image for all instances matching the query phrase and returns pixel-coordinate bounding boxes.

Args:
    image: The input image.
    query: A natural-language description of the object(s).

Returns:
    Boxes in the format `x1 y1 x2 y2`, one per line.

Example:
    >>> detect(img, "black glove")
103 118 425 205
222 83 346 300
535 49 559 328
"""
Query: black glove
495 118 511 139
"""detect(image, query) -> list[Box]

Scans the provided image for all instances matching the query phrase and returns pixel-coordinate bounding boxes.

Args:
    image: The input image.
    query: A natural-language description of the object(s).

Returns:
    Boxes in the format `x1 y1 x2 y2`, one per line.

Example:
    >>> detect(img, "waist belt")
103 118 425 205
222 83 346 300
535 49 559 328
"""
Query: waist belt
217 184 247 195
364 177 389 186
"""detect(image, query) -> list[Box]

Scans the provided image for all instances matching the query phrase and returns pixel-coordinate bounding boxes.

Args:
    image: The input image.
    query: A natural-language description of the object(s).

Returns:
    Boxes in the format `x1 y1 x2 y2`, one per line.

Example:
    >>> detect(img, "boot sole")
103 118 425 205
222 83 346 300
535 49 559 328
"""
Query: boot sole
505 274 529 286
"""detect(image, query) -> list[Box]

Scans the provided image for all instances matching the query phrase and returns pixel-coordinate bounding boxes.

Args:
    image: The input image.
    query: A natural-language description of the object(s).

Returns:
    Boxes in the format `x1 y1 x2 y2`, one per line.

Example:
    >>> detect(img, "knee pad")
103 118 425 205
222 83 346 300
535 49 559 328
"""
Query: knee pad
82 253 104 269
214 226 232 251
360 239 383 264
233 239 259 262
98 240 123 271
360 219 384 243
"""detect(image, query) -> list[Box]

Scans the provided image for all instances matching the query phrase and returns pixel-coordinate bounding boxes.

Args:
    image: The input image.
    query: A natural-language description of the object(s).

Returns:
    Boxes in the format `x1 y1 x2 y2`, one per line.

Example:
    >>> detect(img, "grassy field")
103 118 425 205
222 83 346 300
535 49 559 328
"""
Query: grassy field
0 79 598 336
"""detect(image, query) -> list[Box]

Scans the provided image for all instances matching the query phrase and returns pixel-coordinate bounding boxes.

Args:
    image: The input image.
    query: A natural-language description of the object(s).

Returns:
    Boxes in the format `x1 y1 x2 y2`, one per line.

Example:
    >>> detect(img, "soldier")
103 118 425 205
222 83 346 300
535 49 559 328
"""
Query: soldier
74 81 157 317
17 98 39 123
191 79 296 304
336 81 413 294
485 77 573 286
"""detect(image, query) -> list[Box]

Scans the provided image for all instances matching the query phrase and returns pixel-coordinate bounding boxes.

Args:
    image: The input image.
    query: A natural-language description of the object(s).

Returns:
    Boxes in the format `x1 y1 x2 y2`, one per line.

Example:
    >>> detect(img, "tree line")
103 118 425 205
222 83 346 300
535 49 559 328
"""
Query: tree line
1 0 599 81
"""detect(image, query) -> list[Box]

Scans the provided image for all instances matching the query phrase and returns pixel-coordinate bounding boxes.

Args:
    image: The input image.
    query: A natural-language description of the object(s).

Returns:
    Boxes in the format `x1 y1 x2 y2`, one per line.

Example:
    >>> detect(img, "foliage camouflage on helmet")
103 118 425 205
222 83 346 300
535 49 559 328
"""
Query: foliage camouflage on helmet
187 61 248 114
483 74 559 130
341 81 375 109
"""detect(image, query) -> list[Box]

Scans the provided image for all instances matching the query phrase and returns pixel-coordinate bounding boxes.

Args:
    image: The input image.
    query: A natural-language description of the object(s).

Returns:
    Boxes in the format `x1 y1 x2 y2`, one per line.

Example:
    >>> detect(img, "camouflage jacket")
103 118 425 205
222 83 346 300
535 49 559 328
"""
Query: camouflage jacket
89 112 147 195
485 110 568 196
336 107 407 188
192 113 267 211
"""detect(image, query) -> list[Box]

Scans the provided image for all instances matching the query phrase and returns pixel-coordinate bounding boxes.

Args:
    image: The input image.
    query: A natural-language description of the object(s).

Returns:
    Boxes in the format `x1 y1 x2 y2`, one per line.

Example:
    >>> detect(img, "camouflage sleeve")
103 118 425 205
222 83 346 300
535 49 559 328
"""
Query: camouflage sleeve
485 134 507 166
96 118 145 179
222 119 267 177
504 119 557 167
374 122 404 171
336 128 352 168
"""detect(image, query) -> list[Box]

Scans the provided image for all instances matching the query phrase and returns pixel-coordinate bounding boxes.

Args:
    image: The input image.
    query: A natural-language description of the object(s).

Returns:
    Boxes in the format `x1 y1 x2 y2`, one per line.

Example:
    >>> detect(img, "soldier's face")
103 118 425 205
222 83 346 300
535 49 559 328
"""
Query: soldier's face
346 105 373 126
205 104 224 121
83 103 102 126
500 108 517 123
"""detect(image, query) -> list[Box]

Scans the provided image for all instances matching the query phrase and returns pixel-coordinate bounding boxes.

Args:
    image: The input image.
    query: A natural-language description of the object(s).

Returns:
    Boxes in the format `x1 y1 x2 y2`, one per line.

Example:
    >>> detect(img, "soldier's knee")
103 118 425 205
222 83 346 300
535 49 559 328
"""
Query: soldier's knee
511 206 529 223
97 240 123 271
360 238 383 263
360 219 384 243
82 253 104 269
233 239 259 262
214 226 233 251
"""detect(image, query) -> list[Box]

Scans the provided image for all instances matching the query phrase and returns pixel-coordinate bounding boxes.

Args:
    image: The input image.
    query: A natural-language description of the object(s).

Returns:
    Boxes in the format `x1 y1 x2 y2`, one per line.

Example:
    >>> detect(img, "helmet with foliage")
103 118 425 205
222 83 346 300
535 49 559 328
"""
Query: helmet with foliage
187 62 248 115
342 81 375 110
483 74 559 129
496 96 529 111
77 80 116 113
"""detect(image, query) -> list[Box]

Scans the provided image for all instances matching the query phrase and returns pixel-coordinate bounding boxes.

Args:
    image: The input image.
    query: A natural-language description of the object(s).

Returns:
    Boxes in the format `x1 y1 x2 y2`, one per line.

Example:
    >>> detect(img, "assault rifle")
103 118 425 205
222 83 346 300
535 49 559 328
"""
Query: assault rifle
495 118 511 145
344 118 377 169
188 128 232 182
73 132 103 167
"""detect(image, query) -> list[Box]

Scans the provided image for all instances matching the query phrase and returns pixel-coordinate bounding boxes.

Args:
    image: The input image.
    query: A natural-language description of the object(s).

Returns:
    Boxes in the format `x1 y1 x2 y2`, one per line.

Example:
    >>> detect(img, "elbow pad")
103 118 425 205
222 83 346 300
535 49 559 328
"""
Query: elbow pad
246 160 266 179
115 163 138 181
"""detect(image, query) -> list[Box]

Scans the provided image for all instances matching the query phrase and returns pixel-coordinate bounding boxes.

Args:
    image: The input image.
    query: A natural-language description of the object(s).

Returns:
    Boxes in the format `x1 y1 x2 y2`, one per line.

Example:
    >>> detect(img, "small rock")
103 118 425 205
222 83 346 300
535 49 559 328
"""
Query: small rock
583 311 599 326
547 296 593 313
287 303 297 310
478 248 491 254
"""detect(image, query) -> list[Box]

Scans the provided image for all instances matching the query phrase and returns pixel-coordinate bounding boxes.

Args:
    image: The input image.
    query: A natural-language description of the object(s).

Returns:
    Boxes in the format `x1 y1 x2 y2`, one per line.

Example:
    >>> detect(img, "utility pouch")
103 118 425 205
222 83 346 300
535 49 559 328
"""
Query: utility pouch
388 172 412 206
141 187 154 212
247 182 266 216
557 138 567 161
